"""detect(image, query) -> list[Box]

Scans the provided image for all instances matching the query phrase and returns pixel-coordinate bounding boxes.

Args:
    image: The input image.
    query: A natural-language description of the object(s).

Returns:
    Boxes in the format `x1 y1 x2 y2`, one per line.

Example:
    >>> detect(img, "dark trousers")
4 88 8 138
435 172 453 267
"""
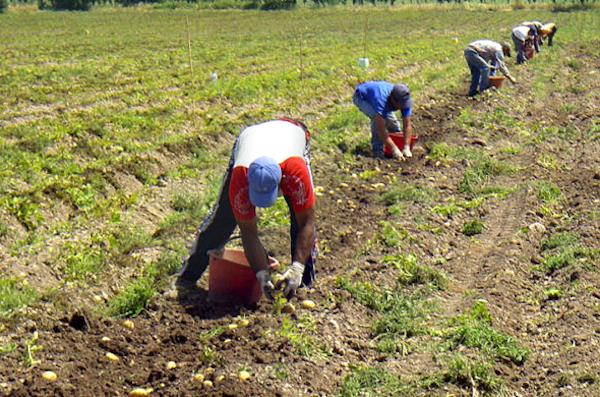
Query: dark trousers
179 142 317 287
512 33 527 64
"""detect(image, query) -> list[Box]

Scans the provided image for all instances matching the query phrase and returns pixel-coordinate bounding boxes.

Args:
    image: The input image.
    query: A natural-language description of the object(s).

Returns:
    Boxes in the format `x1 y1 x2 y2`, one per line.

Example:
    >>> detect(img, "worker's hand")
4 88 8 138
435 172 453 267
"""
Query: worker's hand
255 270 275 301
402 146 412 158
276 261 305 299
391 146 405 161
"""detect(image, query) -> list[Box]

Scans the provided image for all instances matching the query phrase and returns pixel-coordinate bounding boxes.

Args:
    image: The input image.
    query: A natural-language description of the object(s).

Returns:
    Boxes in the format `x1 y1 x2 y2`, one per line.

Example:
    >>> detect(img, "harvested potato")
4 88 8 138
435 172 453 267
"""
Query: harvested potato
100 336 111 342
129 388 152 397
166 361 177 370
238 370 251 381
215 374 225 383
192 373 204 382
203 380 213 388
301 300 316 309
106 352 119 362
238 319 250 327
122 320 135 330
227 323 238 330
42 371 57 382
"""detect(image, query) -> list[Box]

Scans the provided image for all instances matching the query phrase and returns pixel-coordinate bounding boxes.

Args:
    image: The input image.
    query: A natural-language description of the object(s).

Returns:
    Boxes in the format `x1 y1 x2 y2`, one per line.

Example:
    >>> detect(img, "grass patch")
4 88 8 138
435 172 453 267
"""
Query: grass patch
424 354 504 394
536 180 562 204
459 158 517 196
462 220 484 236
445 301 530 365
381 183 436 205
431 202 462 218
278 315 324 357
0 277 38 318
378 221 409 248
383 254 447 290
537 231 599 275
339 366 409 397
107 248 183 318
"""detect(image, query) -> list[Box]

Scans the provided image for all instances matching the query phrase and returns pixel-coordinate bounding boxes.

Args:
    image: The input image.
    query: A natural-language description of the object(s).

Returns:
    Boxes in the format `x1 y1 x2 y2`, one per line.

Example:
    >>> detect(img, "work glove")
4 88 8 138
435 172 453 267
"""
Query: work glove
277 261 305 299
391 146 405 161
402 146 412 158
255 270 275 301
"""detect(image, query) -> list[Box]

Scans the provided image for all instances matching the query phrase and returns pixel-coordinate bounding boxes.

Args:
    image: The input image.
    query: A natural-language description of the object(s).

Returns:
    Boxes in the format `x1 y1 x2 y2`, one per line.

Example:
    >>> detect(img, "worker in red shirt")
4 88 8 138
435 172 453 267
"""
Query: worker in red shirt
175 119 317 300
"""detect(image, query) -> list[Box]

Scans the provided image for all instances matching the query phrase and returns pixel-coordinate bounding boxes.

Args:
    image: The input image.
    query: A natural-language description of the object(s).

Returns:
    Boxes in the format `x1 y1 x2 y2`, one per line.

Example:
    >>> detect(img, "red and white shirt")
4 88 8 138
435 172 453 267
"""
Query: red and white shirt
229 120 315 221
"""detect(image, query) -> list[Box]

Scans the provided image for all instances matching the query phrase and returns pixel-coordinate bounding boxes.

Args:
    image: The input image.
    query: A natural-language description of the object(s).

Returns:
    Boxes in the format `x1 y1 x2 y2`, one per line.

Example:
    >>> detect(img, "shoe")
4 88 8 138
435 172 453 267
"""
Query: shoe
374 152 386 159
402 147 412 158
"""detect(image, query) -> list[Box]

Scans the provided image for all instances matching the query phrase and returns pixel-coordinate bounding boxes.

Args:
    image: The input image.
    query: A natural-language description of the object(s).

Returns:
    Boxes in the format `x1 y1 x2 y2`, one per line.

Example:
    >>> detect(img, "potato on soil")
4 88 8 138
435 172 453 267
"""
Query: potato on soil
106 352 120 362
166 361 177 370
203 380 213 388
238 370 251 381
238 319 250 327
42 371 57 382
122 320 135 330
129 388 153 397
192 373 204 382
301 300 316 309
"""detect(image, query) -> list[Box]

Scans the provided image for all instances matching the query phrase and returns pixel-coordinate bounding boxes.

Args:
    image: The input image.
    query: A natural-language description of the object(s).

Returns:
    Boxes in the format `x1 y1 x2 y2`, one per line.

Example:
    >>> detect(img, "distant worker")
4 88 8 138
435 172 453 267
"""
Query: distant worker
540 22 557 46
176 119 317 300
464 40 517 97
511 25 536 64
352 81 413 160
520 21 543 52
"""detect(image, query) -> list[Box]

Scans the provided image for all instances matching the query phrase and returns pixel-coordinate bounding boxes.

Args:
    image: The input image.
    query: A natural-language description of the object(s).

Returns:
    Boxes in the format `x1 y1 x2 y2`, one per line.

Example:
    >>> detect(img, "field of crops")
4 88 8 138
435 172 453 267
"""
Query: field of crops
1 4 599 396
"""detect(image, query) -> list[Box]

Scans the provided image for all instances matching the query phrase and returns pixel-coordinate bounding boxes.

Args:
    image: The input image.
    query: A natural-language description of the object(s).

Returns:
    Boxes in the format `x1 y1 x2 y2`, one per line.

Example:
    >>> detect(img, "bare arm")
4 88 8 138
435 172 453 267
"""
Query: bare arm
238 218 269 273
374 114 397 151
292 207 316 265
402 115 412 148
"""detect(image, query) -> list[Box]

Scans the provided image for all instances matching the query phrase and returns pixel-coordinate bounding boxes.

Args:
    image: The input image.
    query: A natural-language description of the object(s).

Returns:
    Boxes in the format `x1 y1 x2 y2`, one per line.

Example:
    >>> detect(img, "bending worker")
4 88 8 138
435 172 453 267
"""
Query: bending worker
540 22 557 46
352 81 413 160
511 25 535 64
176 119 317 300
464 40 516 97
520 21 543 53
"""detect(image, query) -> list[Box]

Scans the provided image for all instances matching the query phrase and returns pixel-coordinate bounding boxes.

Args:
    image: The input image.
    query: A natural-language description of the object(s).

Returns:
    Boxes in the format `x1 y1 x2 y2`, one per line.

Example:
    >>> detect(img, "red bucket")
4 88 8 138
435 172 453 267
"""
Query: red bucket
384 134 418 158
208 248 278 304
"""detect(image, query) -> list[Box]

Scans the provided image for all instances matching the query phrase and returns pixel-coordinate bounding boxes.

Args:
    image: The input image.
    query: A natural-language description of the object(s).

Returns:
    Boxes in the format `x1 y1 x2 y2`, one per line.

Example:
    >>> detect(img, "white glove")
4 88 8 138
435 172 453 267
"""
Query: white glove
255 270 275 301
402 146 412 158
277 261 305 299
391 146 405 161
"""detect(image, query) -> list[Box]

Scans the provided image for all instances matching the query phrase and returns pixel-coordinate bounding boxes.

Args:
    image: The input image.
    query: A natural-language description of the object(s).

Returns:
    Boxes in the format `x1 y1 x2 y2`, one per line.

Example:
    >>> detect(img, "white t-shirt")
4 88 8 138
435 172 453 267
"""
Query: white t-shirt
512 26 531 42
233 120 306 167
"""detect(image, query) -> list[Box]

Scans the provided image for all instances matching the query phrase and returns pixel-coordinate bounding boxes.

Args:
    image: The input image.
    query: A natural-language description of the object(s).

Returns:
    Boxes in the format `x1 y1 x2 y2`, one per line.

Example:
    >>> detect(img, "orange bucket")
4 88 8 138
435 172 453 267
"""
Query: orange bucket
384 134 418 158
208 248 278 304
489 75 506 89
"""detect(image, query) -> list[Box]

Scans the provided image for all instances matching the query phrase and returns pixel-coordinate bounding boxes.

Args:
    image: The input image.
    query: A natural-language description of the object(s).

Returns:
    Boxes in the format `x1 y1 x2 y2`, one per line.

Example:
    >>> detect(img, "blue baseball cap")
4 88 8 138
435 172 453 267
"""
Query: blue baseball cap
248 156 282 208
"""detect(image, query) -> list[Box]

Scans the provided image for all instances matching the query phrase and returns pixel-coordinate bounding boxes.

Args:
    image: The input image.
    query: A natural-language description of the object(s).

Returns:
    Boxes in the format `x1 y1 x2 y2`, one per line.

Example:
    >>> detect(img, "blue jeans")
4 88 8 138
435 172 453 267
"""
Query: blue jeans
464 47 490 97
512 33 526 64
352 92 401 156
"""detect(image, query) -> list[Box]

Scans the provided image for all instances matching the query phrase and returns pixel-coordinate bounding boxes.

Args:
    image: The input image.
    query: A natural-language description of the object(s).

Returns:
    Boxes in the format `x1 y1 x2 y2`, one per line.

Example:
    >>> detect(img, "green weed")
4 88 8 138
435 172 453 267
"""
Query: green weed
459 158 517 195
279 316 321 357
107 249 183 317
382 254 447 290
462 220 484 236
426 354 503 394
381 184 436 205
339 366 409 397
446 301 530 365
378 221 409 247
0 277 38 318
431 202 462 218
0 343 17 356
23 331 42 368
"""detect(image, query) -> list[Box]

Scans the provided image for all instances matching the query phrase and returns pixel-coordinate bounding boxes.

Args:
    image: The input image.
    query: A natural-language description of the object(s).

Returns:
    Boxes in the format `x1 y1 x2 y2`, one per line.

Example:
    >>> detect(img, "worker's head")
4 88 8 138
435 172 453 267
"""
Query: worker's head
248 156 282 208
389 84 412 113
501 42 511 58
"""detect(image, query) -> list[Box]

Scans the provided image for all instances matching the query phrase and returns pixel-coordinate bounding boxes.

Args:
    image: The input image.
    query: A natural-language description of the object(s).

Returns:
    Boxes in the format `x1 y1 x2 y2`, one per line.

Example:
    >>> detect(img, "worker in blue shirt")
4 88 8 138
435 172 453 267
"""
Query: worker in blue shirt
352 81 413 160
